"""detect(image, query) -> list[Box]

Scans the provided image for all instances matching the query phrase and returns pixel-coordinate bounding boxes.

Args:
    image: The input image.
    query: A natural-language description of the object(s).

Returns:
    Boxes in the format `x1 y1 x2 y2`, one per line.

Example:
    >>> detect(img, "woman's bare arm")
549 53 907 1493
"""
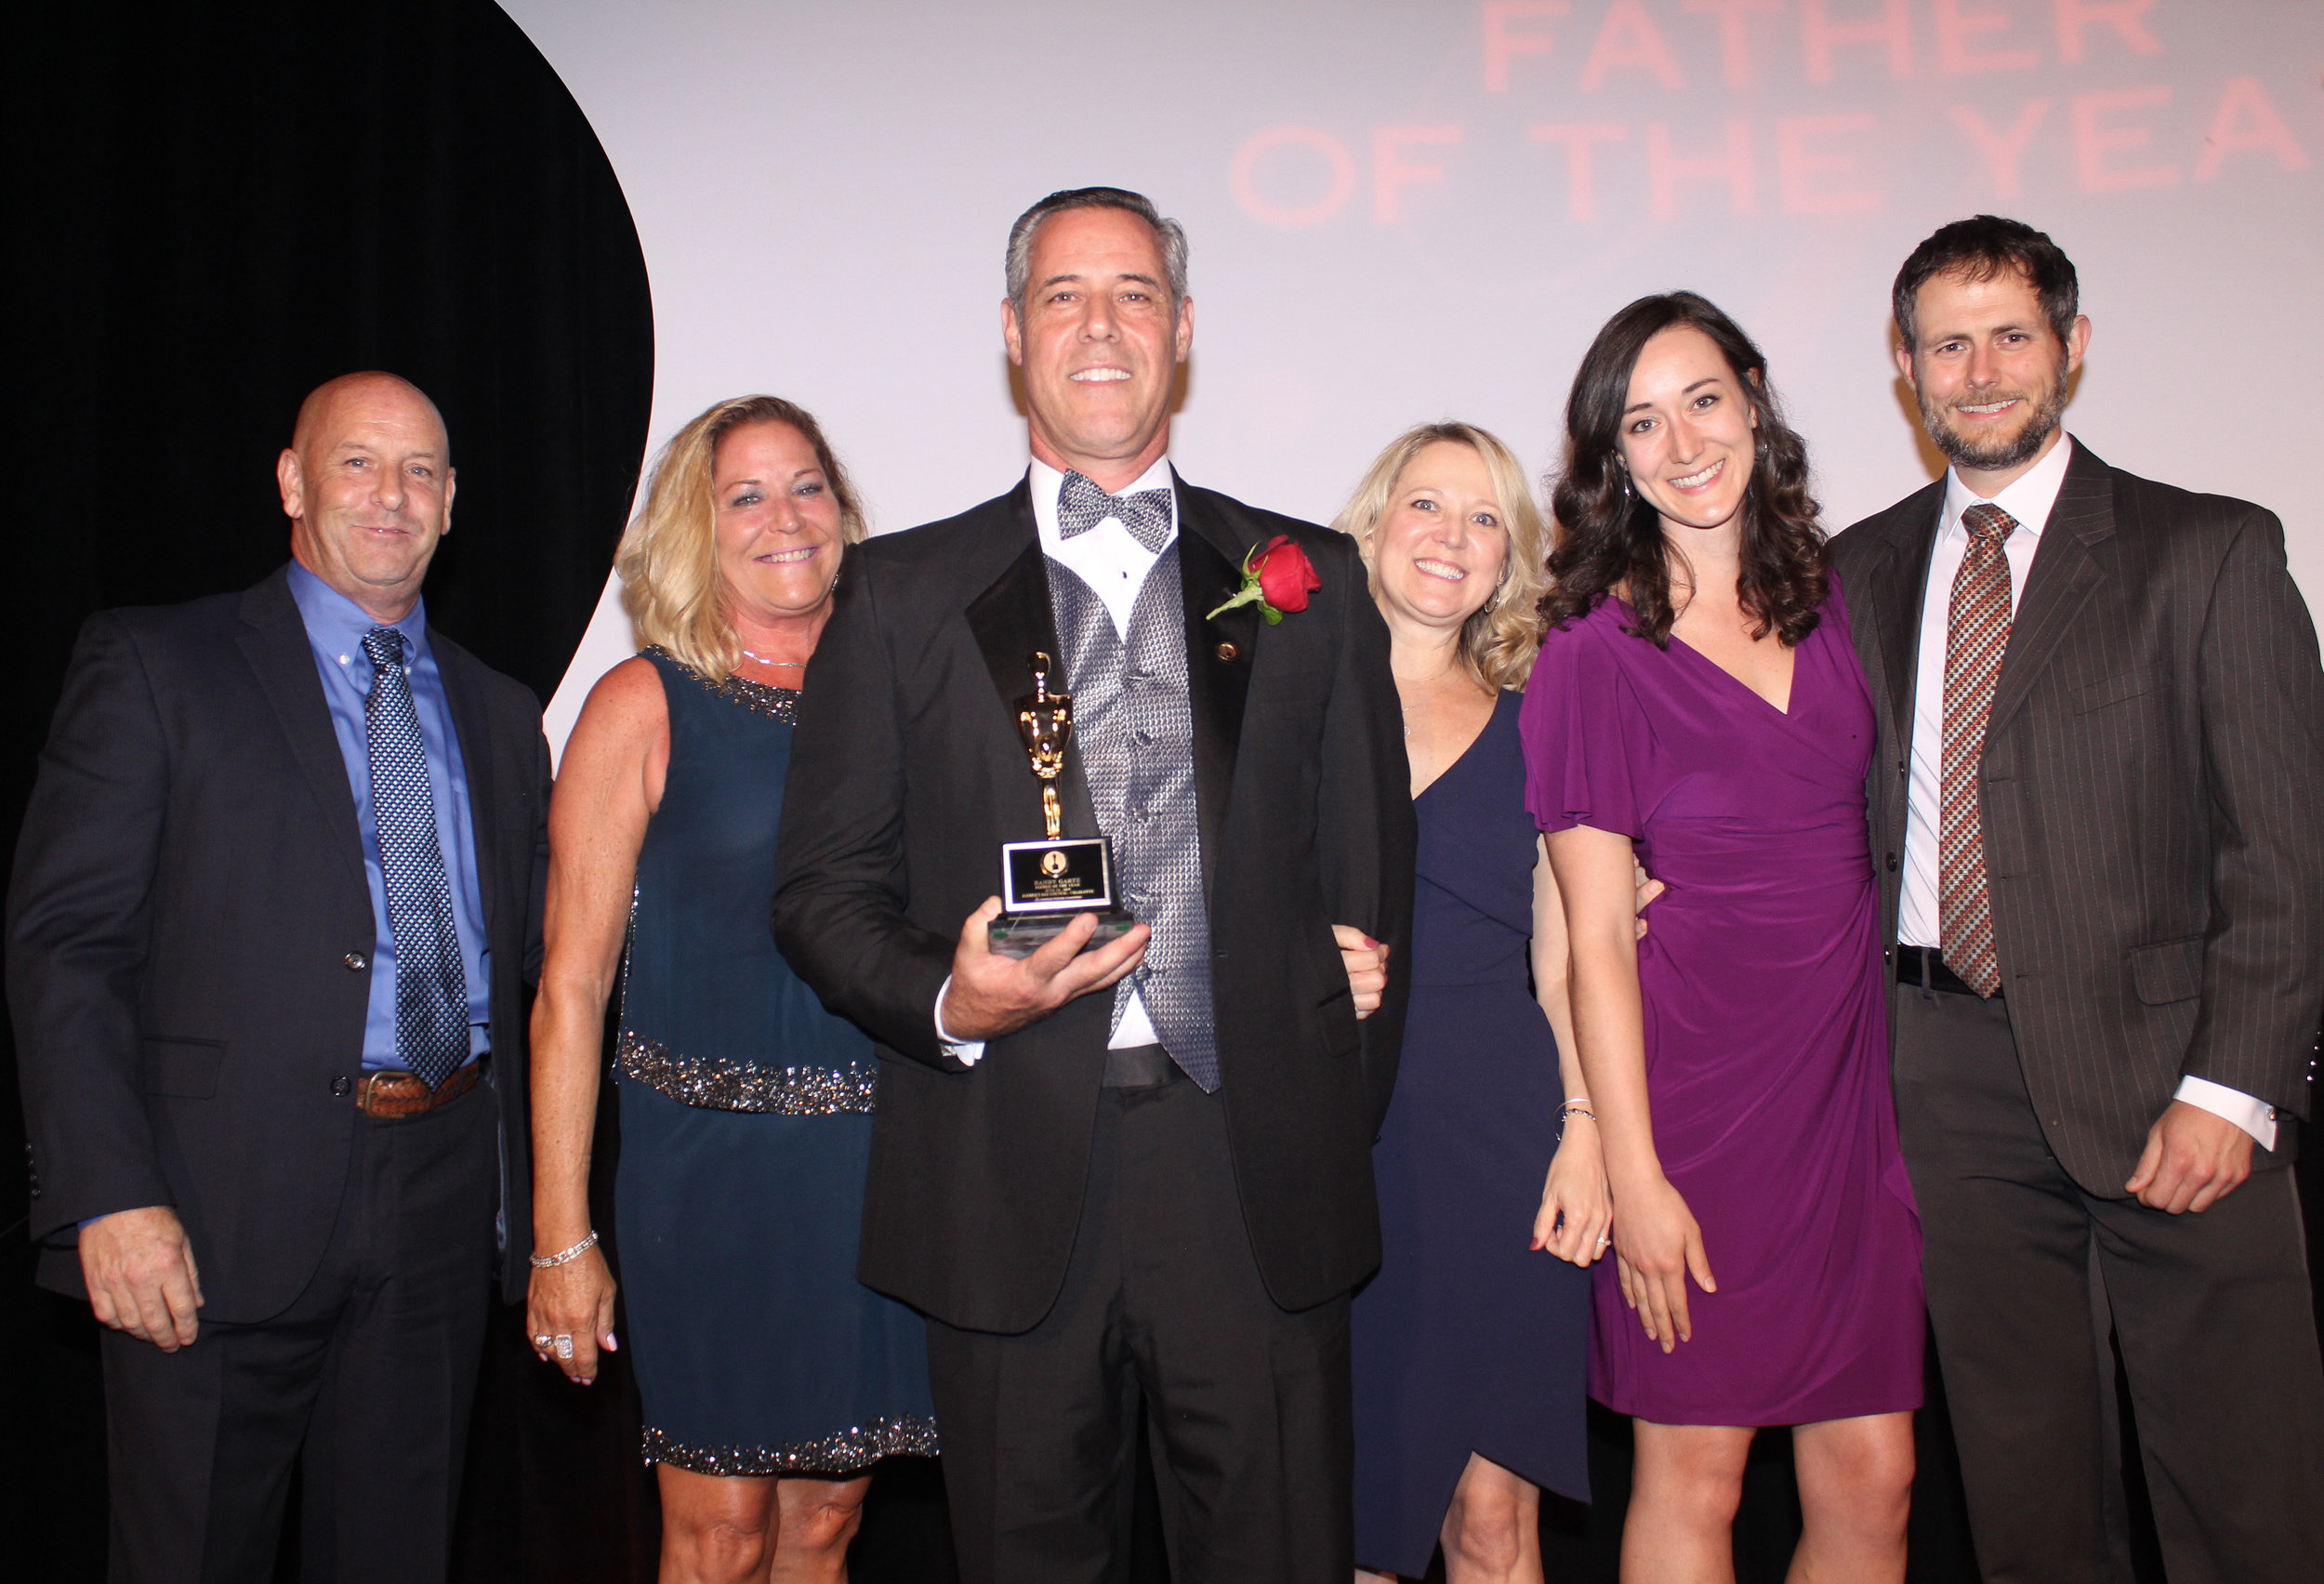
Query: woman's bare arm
1545 824 1713 1352
1531 837 1611 1264
525 656 667 1382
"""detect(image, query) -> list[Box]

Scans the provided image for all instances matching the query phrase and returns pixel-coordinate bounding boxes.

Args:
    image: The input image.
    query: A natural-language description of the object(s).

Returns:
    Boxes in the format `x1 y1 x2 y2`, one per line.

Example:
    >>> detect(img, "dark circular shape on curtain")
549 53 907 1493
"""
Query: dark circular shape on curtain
3 5 652 1576
6 0 654 744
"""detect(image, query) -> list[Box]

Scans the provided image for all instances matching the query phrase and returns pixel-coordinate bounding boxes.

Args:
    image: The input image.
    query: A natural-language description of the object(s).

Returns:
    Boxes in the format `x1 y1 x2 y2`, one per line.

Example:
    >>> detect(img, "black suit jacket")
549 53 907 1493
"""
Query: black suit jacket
1828 441 2323 1191
772 474 1415 1331
7 564 551 1317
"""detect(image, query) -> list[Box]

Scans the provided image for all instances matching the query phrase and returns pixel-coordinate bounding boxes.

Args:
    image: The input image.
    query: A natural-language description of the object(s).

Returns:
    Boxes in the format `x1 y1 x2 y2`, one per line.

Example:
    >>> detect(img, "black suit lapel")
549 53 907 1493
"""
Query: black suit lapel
960 483 1099 839
1989 441 2115 735
1860 482 1942 743
234 567 366 894
1174 479 1258 904
962 485 1057 726
435 640 500 939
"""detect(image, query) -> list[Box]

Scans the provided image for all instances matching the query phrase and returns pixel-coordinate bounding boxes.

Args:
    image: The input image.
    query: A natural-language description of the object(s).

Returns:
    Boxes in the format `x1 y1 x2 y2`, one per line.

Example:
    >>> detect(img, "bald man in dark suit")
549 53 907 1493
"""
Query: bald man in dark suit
10 374 550 1583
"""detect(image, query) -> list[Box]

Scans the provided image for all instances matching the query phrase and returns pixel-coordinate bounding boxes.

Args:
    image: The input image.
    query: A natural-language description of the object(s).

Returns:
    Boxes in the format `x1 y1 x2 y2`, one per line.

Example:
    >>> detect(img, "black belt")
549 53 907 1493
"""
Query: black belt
1101 1043 1183 1091
1895 944 1999 999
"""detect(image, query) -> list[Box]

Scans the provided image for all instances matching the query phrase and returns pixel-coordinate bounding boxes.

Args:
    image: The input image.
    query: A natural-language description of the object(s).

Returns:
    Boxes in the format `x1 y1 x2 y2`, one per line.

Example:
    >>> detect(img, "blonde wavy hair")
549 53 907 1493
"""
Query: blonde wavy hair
1330 422 1551 690
615 395 868 681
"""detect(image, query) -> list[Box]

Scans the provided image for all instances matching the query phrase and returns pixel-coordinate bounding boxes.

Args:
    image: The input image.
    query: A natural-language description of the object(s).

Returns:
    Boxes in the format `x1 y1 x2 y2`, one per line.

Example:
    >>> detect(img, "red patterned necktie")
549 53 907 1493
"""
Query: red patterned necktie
1939 502 2017 998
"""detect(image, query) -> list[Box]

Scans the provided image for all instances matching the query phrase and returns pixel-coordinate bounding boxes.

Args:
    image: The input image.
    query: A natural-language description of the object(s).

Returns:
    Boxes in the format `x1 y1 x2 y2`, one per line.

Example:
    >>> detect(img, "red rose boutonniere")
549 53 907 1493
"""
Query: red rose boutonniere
1207 535 1322 626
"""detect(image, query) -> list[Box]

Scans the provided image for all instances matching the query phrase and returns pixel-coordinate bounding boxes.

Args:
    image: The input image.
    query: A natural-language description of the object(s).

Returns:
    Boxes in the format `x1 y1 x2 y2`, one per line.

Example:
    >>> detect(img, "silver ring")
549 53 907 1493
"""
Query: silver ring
1597 1234 1610 1247
533 1335 552 1350
554 1334 574 1359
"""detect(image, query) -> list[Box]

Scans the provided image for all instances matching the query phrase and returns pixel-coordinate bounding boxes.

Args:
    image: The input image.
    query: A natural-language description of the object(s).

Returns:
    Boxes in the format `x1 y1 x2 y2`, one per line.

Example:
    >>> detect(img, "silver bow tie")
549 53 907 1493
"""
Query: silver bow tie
1057 469 1172 552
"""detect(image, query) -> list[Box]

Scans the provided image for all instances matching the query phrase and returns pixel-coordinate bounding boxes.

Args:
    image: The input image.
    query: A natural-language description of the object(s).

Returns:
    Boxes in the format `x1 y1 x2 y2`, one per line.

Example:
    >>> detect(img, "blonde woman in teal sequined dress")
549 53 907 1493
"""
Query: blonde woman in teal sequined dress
528 397 934 1584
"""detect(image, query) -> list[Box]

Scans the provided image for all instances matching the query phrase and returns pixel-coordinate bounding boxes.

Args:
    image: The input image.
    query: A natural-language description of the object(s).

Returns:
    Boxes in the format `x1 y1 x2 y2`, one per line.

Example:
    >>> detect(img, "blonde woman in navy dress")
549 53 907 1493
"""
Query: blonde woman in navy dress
527 397 935 1584
1344 423 1610 1584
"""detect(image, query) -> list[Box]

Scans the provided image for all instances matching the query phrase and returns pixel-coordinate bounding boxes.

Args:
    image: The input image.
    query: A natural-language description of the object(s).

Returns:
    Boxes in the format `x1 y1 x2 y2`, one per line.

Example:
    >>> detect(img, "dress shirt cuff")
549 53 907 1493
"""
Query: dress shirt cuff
2173 1075 2278 1151
935 975 985 1066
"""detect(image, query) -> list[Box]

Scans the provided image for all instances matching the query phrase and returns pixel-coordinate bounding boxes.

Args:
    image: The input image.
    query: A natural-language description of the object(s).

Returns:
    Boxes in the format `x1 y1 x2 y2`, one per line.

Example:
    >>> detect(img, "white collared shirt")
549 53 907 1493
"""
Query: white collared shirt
1898 434 2273 1147
936 457 1179 1064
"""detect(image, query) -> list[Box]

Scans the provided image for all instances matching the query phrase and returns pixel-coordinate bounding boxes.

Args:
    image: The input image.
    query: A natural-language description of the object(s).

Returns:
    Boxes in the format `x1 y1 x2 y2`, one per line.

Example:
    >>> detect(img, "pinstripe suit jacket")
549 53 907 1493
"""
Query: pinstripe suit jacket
1827 439 2324 1194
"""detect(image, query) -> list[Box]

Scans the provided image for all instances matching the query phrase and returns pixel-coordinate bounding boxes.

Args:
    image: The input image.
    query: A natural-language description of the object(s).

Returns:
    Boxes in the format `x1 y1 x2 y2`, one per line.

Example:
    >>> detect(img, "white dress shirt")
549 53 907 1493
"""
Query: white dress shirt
936 456 1179 1064
1897 435 2274 1148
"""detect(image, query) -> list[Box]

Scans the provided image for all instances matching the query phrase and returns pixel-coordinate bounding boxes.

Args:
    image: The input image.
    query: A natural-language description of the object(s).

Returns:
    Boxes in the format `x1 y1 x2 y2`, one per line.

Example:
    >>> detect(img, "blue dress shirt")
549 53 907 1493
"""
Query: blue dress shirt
287 562 493 1070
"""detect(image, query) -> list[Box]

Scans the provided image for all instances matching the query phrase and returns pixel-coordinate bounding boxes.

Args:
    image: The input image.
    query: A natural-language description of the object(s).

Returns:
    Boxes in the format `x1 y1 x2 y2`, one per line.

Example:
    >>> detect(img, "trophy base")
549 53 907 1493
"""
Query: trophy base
987 908 1139 959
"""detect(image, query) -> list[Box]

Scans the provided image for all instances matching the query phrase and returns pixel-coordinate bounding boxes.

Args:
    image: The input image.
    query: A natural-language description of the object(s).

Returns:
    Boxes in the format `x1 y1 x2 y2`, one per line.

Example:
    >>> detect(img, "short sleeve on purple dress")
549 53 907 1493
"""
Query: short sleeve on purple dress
1519 577 1924 1428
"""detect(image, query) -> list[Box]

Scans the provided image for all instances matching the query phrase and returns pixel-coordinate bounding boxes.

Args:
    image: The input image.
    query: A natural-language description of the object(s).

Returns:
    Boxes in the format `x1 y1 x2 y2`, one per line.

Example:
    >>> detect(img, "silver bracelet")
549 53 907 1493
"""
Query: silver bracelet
529 1230 599 1269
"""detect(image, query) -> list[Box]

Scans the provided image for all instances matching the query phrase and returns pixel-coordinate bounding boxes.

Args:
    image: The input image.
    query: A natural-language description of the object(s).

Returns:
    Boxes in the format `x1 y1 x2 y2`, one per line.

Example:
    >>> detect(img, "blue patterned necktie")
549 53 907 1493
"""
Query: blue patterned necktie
362 627 469 1089
1057 469 1173 552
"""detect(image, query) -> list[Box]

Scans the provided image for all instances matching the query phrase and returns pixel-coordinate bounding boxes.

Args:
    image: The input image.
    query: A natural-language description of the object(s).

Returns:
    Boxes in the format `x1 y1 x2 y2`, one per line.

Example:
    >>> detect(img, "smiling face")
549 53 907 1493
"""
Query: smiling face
1617 325 1758 542
1897 265 2089 491
711 420 843 624
279 374 455 623
1003 205 1191 489
1368 441 1511 636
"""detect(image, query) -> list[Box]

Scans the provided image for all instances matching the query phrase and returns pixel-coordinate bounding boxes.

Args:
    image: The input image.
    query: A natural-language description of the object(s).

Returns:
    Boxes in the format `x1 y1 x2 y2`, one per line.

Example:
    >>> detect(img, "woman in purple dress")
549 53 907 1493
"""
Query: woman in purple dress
1522 294 1923 1582
1342 423 1606 1584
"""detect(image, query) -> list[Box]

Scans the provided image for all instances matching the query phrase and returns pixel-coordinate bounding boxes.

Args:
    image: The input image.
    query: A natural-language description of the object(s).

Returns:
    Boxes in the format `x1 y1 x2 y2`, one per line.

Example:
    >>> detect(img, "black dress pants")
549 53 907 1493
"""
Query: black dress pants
1892 985 2324 1584
926 1073 1354 1584
99 1080 501 1584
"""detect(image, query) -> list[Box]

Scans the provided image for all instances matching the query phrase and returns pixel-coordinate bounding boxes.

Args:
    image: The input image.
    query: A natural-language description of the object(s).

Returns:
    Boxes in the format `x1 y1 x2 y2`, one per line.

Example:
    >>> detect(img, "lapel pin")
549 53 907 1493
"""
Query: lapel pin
1215 641 1238 662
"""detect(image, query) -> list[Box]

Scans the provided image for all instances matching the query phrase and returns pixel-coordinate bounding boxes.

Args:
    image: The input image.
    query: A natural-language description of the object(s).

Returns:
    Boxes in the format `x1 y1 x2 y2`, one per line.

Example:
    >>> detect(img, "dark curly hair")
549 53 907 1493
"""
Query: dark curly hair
1539 292 1826 649
1894 214 2078 351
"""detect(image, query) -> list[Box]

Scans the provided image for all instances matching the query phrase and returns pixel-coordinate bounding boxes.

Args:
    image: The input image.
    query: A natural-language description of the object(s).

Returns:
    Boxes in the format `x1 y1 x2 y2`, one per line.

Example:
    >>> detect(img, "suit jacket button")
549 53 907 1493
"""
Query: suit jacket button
1215 642 1237 662
331 1076 353 1098
344 952 367 970
1885 852 1898 871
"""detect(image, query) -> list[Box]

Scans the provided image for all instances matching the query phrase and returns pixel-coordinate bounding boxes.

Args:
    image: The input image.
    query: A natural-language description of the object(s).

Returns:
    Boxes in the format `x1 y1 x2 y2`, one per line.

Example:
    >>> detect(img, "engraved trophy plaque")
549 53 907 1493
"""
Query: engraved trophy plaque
987 652 1139 958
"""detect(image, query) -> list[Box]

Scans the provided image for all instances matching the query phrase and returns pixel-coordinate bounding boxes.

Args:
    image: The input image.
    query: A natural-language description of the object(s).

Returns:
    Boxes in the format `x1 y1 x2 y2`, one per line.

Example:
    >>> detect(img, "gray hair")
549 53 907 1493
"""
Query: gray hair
1005 187 1189 318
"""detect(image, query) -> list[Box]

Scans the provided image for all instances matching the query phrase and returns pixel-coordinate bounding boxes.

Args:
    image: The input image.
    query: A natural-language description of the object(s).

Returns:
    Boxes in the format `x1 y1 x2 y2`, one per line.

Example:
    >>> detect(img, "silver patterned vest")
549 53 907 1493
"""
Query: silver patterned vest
1045 545 1220 1089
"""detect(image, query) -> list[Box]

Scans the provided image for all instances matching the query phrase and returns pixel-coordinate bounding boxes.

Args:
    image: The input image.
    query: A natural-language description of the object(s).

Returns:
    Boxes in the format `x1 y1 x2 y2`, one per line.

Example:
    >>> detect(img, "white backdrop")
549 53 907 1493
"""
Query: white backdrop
499 0 2323 759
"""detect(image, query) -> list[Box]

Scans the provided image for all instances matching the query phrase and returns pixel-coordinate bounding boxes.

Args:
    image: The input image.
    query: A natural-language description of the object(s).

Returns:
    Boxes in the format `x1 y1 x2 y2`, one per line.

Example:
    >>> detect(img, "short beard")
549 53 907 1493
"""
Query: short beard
1919 352 2070 473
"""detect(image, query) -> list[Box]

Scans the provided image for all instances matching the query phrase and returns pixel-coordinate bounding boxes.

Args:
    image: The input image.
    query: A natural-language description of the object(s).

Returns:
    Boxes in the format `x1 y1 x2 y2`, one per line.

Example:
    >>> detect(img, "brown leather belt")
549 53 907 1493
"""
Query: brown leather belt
357 1057 484 1119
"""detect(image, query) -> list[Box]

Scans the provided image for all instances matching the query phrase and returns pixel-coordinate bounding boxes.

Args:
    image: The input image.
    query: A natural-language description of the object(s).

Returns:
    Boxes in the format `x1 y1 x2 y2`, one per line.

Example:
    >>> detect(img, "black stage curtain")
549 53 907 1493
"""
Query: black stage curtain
2 0 672 1577
6 5 2318 1583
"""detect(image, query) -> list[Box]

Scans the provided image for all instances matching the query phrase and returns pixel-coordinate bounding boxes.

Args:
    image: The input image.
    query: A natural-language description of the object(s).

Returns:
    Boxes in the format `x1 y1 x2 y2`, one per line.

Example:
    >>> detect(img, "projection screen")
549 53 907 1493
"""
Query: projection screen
500 0 2323 759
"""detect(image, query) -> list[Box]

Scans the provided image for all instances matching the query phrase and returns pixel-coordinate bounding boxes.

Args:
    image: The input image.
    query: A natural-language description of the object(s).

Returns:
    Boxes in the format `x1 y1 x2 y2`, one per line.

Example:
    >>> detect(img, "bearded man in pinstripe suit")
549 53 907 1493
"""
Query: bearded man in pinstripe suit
1827 216 2324 1584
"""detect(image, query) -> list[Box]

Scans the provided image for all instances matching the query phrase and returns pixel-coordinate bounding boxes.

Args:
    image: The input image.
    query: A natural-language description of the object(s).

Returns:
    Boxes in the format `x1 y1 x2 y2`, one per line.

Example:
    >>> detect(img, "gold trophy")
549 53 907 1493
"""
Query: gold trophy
988 652 1138 957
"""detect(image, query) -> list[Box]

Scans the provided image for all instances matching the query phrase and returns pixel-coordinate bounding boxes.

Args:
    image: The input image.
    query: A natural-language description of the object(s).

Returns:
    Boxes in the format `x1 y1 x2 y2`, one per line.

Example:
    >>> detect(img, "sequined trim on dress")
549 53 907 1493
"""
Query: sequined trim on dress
642 1415 939 1475
641 645 798 722
618 1030 878 1115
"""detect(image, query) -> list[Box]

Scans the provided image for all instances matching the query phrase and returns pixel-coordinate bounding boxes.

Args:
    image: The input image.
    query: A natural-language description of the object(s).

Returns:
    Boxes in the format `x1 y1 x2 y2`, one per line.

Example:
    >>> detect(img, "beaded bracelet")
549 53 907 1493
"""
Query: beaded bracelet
529 1230 600 1269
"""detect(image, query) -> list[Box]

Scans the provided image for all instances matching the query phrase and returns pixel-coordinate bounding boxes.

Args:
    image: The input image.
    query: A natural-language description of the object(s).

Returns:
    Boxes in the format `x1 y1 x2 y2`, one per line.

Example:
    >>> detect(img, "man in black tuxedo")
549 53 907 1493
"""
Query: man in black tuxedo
9 373 550 1583
1827 217 2324 1584
773 188 1413 1581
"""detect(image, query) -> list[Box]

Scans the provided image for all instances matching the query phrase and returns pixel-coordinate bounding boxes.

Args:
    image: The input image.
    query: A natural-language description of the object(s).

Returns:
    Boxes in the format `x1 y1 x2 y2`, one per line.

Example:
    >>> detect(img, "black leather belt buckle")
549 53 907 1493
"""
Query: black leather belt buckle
1895 945 1997 999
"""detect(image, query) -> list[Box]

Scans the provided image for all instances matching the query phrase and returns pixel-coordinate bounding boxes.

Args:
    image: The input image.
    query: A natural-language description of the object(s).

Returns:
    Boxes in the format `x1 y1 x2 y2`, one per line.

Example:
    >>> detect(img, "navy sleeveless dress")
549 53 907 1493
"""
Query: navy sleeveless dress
1352 690 1591 1576
614 649 937 1475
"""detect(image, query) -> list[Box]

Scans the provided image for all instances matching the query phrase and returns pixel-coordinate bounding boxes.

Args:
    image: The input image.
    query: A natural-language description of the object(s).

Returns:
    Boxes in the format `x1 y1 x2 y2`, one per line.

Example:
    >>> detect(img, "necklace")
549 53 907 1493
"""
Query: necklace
739 649 805 668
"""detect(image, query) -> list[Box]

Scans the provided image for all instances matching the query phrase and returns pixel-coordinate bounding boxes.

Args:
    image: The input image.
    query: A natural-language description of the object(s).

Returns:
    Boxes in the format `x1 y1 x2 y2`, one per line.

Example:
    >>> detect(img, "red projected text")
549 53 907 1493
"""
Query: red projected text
1229 1 2308 228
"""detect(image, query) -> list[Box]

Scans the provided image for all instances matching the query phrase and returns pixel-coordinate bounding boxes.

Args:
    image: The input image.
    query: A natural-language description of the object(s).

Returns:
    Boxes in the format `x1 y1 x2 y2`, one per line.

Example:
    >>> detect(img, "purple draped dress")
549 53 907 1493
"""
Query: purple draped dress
1519 576 1923 1427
